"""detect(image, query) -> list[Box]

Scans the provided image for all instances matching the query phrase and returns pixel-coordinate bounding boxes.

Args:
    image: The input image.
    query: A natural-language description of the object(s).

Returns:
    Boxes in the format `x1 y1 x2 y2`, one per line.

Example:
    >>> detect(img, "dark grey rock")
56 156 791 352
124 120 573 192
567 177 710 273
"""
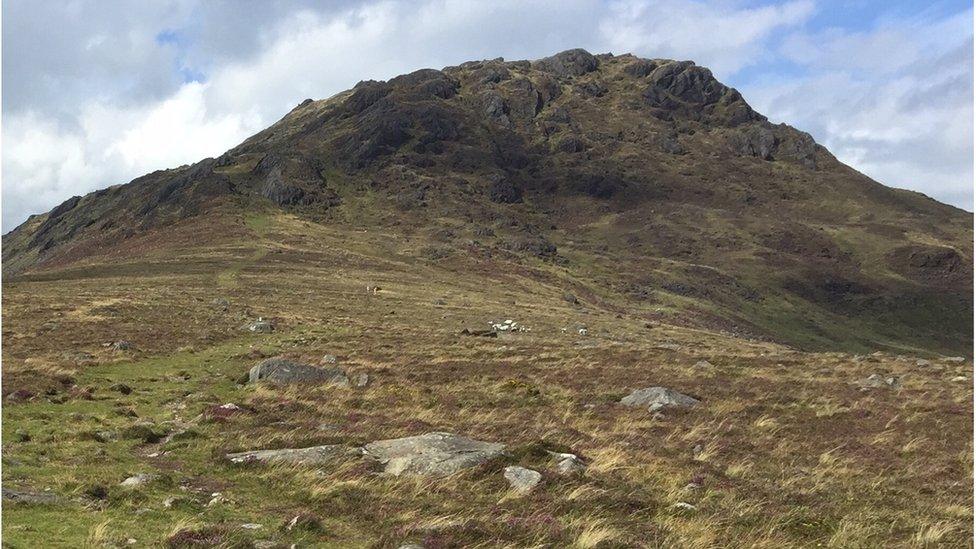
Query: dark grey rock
532 49 599 78
728 125 776 160
2 487 57 505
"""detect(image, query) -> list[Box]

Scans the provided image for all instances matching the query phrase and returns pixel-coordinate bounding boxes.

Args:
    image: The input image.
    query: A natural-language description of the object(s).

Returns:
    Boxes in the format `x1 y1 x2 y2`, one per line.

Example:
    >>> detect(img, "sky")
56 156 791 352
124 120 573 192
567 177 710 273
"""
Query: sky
2 0 973 232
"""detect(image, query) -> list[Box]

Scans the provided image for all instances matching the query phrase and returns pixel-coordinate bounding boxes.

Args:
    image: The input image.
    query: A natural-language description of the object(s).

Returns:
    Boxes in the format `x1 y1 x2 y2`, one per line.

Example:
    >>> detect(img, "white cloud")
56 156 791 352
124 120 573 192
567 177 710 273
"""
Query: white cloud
744 9 973 210
598 0 815 77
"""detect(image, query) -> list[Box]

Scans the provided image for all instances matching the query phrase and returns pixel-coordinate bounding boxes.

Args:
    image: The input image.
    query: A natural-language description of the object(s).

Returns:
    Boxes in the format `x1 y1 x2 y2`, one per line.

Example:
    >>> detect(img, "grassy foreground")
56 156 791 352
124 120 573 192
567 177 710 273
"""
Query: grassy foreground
2 213 971 547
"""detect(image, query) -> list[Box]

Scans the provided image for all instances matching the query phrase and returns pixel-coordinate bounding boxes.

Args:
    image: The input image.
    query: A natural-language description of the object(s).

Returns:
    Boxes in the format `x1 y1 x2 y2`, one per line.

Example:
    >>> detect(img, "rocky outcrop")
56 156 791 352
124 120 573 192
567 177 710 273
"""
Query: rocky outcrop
727 123 818 168
532 49 599 78
642 61 761 126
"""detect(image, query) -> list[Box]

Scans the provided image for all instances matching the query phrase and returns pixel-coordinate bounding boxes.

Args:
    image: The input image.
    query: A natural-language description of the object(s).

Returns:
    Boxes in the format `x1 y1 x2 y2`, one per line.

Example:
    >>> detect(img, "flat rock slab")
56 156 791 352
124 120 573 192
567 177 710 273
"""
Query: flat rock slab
620 387 700 411
248 358 350 385
363 432 505 476
226 445 353 465
2 487 58 505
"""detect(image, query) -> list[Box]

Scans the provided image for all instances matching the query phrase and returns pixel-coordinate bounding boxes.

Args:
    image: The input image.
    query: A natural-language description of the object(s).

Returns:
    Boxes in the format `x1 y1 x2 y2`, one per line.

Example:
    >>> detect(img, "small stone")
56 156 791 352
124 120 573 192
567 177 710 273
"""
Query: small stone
244 318 274 333
856 374 899 389
951 376 967 382
285 513 322 532
352 373 370 388
548 451 586 475
241 523 263 530
915 359 931 367
112 340 133 351
120 473 155 488
94 431 118 443
503 466 542 494
673 502 697 511
693 360 714 369
207 494 228 507
163 496 193 508
321 354 338 365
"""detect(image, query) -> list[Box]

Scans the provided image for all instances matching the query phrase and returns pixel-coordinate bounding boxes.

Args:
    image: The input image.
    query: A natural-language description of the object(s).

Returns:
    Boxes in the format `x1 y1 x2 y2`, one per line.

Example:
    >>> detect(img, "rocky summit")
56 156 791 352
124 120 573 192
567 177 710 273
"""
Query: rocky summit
1 49 972 547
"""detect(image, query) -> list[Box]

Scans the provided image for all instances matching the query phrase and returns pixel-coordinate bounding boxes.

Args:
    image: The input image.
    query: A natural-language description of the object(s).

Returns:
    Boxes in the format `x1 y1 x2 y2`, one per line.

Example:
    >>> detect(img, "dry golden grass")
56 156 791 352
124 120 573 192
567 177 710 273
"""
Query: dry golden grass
2 212 972 547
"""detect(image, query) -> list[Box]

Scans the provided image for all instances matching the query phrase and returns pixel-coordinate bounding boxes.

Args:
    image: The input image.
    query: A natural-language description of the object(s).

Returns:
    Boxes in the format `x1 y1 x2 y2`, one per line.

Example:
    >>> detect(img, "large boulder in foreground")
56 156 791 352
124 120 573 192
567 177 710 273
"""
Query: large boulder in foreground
363 432 505 476
248 358 350 386
620 387 700 411
226 444 354 465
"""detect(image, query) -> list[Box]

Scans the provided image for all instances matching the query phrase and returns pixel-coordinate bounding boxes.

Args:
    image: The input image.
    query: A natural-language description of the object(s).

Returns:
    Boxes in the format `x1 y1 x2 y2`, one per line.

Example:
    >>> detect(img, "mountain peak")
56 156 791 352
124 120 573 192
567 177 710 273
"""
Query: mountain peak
3 49 970 353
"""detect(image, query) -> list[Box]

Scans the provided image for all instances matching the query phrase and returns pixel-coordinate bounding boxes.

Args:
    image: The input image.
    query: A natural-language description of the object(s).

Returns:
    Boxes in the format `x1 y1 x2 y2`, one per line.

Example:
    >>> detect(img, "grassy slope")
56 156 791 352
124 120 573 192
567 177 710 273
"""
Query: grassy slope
2 212 971 547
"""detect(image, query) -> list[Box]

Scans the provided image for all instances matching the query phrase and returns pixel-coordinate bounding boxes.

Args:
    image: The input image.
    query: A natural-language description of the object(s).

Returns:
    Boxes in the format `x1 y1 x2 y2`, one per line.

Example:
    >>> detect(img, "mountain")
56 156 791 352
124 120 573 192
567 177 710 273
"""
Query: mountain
3 49 971 354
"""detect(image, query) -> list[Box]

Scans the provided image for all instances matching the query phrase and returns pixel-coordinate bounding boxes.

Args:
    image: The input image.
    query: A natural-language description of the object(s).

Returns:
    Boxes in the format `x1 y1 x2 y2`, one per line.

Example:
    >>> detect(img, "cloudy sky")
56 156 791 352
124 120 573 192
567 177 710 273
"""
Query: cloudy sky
2 0 972 231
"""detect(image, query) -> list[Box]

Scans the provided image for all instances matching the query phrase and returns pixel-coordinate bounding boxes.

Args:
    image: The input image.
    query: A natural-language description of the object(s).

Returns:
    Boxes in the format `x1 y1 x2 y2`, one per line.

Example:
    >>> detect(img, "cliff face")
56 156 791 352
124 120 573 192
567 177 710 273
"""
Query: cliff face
3 49 971 353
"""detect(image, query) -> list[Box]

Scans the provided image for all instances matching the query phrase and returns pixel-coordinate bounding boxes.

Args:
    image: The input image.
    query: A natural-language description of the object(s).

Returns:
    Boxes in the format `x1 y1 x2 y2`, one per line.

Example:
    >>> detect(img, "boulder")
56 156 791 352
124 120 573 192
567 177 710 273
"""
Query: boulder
245 318 274 333
503 466 542 494
532 49 599 78
225 444 353 466
248 358 350 386
363 432 505 476
620 387 700 412
120 473 155 488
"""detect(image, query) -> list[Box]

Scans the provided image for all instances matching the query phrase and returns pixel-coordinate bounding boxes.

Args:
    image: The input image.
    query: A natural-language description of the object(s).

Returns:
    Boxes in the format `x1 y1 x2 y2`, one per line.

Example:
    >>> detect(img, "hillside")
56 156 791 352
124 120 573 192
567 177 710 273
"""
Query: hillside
3 49 971 354
1 50 972 547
